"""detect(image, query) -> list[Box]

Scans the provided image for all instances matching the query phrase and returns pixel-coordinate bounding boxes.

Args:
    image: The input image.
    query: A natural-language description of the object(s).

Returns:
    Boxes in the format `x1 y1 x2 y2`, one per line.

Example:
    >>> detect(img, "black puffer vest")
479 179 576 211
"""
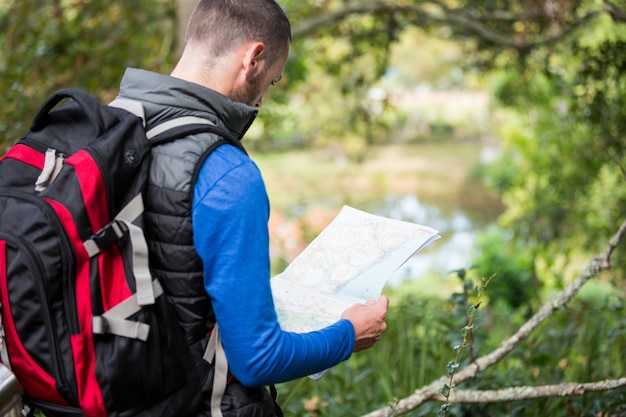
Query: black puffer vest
145 131 278 417
117 68 278 417
144 132 223 344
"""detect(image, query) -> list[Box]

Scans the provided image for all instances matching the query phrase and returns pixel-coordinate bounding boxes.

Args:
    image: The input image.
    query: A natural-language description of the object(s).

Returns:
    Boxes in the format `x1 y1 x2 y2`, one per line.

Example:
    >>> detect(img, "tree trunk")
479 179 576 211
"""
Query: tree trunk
176 0 197 54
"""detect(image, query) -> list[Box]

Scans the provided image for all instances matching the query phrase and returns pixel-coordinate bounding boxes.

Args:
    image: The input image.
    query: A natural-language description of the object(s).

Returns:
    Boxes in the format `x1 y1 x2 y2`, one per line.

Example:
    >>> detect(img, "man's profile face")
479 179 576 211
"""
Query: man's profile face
231 44 289 108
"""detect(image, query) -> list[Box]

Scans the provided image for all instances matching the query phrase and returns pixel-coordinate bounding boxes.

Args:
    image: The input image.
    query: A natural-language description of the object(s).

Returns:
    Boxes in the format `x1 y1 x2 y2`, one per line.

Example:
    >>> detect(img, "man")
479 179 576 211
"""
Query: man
115 0 389 415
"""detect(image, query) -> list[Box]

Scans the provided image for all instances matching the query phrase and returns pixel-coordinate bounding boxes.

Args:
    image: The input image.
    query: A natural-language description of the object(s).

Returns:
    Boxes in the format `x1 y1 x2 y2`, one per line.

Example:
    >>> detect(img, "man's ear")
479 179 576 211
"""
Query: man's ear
241 42 266 78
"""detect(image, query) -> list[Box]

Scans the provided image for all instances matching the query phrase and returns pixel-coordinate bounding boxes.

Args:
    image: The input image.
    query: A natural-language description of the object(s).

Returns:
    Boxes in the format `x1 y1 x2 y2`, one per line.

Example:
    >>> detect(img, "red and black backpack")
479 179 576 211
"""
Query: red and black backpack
0 89 234 416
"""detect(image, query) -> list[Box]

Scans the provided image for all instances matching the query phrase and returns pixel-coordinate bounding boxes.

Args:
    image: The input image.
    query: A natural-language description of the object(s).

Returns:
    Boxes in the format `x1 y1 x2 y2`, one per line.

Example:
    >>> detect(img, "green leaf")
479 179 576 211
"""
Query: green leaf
441 384 450 397
474 285 482 297
467 304 476 317
446 361 459 375
456 269 466 280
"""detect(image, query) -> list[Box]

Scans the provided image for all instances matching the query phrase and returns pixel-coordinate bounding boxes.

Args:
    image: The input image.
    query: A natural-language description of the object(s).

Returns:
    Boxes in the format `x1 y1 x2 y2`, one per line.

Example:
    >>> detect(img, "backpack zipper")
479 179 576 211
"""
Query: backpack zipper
17 137 52 155
0 232 76 404
0 192 79 337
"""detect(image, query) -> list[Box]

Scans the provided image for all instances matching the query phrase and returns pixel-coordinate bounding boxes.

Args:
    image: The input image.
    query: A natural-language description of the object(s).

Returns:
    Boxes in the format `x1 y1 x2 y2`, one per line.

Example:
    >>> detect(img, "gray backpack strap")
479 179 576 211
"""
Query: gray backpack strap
84 194 155 307
115 195 155 306
110 97 219 141
204 325 228 417
0 307 11 371
87 194 159 341
145 116 216 140
108 98 146 126
108 98 230 410
92 280 165 341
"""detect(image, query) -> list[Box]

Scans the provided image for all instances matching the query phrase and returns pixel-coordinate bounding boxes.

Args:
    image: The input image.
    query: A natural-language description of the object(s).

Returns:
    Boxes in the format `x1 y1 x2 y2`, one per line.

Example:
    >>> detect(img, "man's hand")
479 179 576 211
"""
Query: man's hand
340 295 389 352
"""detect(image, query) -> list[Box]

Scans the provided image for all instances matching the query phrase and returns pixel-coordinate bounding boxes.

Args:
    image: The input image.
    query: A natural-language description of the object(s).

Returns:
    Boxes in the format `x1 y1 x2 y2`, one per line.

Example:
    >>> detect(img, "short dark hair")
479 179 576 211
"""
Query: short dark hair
186 0 291 65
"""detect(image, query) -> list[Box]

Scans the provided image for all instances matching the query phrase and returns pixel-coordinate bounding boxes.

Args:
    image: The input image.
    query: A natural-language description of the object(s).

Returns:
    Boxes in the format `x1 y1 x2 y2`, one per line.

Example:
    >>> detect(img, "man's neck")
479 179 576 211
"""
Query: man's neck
171 54 235 97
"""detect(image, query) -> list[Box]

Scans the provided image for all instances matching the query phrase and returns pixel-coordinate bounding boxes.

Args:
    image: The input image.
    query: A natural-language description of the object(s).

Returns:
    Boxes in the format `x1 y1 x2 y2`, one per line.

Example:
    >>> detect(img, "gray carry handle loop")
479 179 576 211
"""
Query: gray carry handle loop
34 149 65 192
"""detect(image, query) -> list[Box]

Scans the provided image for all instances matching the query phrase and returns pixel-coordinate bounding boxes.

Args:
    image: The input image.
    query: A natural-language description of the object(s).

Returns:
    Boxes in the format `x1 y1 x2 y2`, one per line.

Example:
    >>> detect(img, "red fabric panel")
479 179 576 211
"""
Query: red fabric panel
0 144 45 168
66 150 108 231
45 199 107 417
0 240 68 404
99 245 133 311
66 150 132 310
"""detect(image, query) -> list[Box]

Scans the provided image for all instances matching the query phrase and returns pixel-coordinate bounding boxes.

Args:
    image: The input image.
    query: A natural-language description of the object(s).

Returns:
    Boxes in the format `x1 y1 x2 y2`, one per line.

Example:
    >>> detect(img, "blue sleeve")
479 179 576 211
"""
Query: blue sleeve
192 145 355 386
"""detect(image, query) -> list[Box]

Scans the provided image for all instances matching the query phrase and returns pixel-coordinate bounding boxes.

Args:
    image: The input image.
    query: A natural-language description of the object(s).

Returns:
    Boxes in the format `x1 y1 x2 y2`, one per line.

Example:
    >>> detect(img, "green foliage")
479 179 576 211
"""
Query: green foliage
276 273 625 416
255 1 408 156
482 19 626 276
276 294 467 416
472 295 626 417
0 0 177 150
441 270 493 417
473 225 538 310
258 43 392 156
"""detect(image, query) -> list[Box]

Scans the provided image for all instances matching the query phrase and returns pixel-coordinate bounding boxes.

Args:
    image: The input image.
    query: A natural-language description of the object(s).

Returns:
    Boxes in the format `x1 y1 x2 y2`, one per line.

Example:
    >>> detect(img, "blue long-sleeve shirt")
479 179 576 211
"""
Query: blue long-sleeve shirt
192 144 355 386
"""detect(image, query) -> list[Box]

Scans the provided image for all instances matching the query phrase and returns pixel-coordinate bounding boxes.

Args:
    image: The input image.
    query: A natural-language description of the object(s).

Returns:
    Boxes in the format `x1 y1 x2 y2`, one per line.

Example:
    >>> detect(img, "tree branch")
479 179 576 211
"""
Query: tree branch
439 378 626 403
291 2 419 38
605 0 626 22
427 5 604 52
292 1 623 53
361 218 626 416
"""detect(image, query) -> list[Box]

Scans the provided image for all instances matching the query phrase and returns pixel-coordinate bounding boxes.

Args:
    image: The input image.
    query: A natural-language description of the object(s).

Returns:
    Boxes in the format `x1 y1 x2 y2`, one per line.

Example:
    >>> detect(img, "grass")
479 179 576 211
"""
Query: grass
275 279 626 417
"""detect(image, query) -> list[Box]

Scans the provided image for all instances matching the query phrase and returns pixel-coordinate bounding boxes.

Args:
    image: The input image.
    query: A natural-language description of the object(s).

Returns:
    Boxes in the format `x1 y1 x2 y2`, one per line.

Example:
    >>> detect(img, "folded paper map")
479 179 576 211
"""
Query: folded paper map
271 205 440 334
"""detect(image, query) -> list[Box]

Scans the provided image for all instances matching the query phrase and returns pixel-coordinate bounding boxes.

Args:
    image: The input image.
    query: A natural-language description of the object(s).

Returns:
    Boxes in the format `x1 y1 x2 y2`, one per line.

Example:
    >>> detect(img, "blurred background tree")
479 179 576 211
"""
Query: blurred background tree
0 0 177 151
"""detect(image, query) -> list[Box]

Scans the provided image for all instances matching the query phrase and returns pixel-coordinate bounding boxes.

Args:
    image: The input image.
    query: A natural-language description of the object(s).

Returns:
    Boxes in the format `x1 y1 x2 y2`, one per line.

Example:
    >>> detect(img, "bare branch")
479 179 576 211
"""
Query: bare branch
430 6 604 51
605 0 626 22
291 2 420 38
438 378 626 403
361 219 626 416
292 1 623 53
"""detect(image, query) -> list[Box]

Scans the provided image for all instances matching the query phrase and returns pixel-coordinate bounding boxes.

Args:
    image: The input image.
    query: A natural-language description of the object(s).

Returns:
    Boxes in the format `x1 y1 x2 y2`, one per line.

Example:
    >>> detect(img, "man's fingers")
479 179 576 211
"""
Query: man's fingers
365 295 388 308
378 294 389 309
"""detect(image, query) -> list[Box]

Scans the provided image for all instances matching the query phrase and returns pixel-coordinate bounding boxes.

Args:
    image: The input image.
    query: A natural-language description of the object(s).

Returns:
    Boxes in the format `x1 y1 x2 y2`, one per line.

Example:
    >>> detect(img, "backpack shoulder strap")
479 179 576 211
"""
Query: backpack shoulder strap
107 98 242 415
204 325 228 417
108 97 146 126
109 97 242 150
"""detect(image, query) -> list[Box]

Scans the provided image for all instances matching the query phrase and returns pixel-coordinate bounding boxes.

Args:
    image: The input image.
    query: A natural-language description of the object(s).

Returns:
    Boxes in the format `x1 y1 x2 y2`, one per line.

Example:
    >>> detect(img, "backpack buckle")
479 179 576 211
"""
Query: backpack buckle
92 220 128 250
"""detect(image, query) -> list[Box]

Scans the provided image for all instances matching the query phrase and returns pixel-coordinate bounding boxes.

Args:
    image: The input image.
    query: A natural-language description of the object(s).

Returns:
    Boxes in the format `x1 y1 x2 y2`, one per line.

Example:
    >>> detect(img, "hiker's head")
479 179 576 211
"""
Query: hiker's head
174 0 291 108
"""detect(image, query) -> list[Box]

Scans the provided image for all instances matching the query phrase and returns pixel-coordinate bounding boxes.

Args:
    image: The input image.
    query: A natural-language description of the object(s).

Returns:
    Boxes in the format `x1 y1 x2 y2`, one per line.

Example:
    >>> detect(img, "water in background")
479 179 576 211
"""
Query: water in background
362 194 490 287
